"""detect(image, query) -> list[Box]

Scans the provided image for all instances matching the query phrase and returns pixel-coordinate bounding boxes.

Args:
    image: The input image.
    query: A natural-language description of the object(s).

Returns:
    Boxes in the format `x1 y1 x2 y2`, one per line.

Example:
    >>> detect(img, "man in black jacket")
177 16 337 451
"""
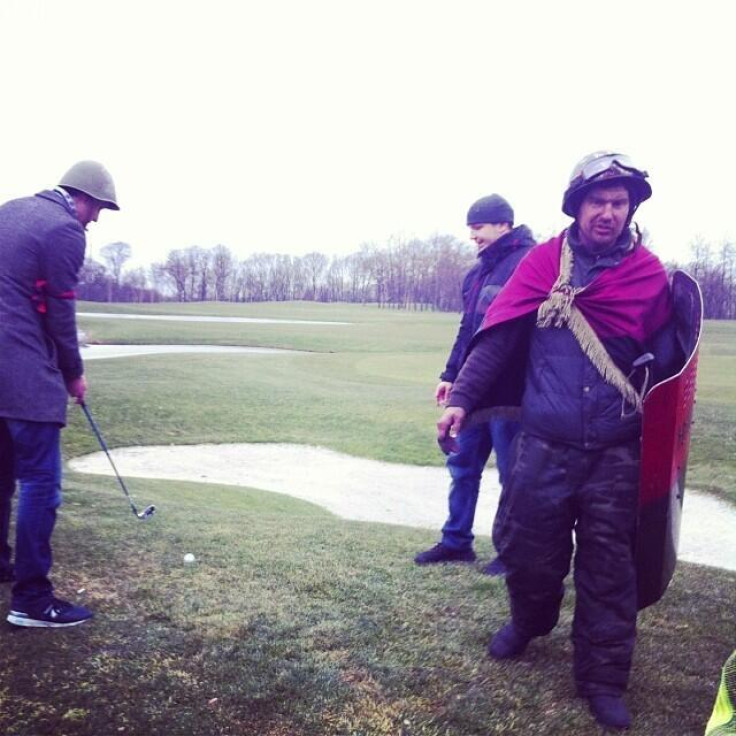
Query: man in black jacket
415 194 535 572
0 160 119 627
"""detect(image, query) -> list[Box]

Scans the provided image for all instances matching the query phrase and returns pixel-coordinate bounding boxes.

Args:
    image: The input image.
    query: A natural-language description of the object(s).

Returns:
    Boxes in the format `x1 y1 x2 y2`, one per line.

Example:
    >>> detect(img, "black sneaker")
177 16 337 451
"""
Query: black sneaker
414 543 476 565
7 598 94 628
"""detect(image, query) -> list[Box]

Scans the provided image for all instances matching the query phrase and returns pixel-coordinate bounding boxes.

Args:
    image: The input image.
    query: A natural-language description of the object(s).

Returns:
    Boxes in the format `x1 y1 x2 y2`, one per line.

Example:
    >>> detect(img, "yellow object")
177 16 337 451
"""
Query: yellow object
706 650 736 735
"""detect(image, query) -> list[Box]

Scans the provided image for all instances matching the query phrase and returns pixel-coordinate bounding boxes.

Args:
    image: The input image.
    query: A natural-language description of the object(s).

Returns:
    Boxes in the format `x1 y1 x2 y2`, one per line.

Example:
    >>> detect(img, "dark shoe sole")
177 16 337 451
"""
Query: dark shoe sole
415 554 477 566
7 611 93 628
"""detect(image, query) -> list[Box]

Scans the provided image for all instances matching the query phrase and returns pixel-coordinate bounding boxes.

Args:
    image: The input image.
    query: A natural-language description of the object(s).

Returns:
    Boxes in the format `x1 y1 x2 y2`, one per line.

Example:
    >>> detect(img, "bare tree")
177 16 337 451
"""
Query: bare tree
344 251 373 303
77 257 109 301
163 249 189 301
100 241 132 301
291 257 306 300
211 245 235 301
149 262 170 301
430 234 473 311
183 246 211 301
122 268 149 303
325 256 349 302
240 254 271 301
679 236 736 319
718 241 736 318
301 252 328 300
269 254 293 301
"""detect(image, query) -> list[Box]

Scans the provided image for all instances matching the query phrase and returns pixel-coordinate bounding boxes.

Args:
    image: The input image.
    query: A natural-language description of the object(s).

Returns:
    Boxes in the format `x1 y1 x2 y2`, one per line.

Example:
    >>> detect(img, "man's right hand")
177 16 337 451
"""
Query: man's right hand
436 406 467 454
66 375 87 404
435 381 453 407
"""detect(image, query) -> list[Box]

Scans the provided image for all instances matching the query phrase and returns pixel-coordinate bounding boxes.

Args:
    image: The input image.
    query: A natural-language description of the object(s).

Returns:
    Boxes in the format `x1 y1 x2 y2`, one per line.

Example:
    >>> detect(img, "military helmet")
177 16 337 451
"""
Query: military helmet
562 151 651 218
59 160 119 210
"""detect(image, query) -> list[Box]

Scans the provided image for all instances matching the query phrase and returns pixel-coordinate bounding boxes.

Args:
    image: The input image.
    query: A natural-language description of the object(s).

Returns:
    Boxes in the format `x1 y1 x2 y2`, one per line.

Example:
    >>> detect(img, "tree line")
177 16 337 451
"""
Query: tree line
77 235 736 319
78 235 475 311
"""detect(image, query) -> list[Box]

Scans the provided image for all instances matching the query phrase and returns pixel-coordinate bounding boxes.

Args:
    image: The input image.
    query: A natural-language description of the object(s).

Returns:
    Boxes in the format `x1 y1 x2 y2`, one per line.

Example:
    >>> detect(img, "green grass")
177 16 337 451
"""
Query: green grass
64 351 443 467
1 302 734 735
77 301 458 354
1 475 733 736
684 321 736 501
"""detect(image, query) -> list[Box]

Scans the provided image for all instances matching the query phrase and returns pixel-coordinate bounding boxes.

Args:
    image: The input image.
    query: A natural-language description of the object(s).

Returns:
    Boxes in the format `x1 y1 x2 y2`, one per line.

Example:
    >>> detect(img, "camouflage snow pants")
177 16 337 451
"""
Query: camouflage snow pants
495 431 640 697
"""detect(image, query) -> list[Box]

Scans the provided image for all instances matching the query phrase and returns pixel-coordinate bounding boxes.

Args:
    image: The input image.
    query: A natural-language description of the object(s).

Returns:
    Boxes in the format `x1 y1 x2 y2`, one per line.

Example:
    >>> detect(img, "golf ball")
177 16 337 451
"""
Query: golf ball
183 553 196 563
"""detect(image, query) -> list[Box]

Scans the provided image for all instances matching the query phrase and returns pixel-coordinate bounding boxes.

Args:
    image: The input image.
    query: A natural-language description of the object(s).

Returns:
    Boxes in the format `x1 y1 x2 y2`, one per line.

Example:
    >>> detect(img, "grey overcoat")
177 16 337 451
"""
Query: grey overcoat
0 190 86 425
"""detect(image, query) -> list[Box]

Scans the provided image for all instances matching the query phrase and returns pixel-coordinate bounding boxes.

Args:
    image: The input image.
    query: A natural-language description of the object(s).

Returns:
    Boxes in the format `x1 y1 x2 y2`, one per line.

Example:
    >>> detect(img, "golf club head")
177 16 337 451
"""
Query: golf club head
136 504 156 520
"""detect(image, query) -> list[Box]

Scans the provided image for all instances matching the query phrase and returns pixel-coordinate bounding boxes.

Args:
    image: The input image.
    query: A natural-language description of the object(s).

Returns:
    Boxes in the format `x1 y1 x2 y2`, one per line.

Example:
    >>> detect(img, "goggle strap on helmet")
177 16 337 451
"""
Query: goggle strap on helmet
570 154 648 191
562 152 651 218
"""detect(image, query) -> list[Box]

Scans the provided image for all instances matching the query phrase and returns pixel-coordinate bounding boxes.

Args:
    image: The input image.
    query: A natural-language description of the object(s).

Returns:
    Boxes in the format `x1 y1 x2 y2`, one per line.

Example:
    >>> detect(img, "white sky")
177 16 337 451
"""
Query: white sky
1 0 734 270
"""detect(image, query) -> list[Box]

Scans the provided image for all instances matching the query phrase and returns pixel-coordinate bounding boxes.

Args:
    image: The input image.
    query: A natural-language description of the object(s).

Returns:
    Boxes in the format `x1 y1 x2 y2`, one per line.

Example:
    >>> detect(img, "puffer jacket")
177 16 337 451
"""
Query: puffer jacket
448 228 682 449
441 225 535 382
521 229 679 448
0 190 86 425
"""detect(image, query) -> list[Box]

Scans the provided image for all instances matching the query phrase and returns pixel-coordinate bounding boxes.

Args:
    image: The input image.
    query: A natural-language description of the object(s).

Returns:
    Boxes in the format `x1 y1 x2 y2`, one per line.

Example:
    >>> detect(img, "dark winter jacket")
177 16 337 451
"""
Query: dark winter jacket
440 225 536 382
449 228 682 449
0 190 86 425
522 229 678 446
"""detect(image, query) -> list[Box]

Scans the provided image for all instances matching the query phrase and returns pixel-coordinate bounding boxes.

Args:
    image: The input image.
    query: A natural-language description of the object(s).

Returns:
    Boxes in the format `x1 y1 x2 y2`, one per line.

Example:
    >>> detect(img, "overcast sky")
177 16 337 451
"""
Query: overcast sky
1 0 733 270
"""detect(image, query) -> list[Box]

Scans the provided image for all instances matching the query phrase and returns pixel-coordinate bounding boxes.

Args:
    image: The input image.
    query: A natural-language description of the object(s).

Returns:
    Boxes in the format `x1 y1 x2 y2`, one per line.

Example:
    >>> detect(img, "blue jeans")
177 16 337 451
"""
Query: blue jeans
440 419 520 551
0 421 15 574
2 419 62 609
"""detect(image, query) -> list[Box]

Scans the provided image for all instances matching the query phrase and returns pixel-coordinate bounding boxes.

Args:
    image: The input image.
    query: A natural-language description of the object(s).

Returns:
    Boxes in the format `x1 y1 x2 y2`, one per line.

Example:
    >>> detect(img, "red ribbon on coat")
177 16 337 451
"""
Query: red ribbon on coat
32 279 76 314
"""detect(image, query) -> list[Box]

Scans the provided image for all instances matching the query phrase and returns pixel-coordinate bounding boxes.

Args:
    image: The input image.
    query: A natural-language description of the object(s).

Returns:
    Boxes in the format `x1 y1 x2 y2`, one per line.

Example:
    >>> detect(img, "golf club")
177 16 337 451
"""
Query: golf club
80 402 156 520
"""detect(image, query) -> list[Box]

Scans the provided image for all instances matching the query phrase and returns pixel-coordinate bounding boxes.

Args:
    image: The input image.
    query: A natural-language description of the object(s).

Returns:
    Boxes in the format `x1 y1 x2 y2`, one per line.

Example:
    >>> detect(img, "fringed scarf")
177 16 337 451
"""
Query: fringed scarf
479 230 672 412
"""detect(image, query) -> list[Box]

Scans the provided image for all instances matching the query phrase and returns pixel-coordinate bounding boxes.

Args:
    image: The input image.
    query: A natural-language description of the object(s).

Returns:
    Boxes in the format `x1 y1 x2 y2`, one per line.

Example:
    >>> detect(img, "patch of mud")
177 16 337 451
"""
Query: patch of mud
68 443 736 572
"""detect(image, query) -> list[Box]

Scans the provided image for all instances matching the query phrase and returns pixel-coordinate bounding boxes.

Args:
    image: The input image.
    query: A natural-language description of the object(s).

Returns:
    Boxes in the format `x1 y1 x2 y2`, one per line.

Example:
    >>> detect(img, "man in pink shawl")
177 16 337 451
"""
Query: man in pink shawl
437 152 683 731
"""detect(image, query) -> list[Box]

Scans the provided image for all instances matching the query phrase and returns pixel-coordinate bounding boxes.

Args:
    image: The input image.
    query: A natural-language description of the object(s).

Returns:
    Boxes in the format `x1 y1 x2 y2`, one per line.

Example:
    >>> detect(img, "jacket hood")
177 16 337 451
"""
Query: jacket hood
35 189 77 218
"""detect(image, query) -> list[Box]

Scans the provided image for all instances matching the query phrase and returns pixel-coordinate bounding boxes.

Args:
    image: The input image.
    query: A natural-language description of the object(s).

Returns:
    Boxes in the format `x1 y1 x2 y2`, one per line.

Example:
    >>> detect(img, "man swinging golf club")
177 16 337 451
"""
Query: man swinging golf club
0 160 119 627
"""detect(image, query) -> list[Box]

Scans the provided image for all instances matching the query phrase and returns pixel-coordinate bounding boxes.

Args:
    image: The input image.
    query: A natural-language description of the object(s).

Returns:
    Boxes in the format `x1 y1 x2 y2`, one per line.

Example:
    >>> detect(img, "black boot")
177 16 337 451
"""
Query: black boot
414 543 476 565
487 622 532 659
587 695 631 730
482 556 507 576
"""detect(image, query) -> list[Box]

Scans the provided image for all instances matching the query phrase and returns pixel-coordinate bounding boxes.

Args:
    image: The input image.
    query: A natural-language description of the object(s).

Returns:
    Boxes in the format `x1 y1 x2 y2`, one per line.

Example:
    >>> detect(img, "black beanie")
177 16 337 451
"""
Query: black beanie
466 194 514 226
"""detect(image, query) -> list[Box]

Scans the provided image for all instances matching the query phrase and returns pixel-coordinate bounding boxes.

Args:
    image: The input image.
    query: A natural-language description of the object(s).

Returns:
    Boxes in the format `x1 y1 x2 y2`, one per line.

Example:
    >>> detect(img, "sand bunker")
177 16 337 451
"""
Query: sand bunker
69 443 736 572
